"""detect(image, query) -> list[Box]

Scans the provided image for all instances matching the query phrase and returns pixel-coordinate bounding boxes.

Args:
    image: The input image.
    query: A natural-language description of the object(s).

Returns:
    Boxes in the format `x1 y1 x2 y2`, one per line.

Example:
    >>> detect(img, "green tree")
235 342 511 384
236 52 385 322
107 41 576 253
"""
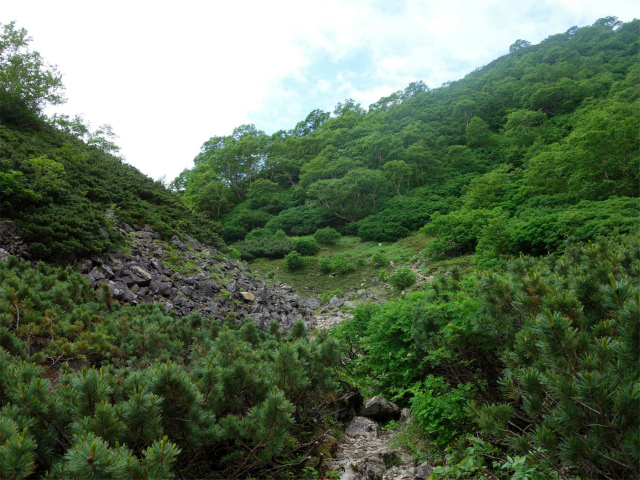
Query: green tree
382 160 412 196
0 22 64 121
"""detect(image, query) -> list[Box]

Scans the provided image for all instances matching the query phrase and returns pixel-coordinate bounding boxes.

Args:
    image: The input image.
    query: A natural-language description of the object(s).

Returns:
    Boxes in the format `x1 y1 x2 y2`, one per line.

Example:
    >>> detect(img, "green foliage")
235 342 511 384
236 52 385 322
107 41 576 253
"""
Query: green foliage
0 257 342 478
422 208 499 260
313 227 341 245
284 251 305 270
172 18 638 264
388 267 417 290
370 252 387 266
336 234 640 479
292 236 320 256
358 196 449 243
234 236 294 261
0 22 64 123
317 255 356 275
409 377 473 448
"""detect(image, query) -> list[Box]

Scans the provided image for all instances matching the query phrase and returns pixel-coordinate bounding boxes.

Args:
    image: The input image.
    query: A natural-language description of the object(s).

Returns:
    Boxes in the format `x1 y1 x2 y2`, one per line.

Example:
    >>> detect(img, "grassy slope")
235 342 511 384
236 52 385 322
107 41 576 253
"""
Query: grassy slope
248 234 474 300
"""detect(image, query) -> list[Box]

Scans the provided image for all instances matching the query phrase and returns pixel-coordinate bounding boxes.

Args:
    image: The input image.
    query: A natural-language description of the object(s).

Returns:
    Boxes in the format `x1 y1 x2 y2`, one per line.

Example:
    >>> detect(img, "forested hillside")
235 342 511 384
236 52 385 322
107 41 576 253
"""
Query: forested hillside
176 17 638 266
0 22 224 261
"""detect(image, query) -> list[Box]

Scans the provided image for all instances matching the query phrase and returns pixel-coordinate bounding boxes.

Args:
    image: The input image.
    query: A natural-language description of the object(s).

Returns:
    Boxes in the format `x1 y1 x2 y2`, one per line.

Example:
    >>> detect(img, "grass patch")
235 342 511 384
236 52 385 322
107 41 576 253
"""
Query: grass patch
248 234 429 299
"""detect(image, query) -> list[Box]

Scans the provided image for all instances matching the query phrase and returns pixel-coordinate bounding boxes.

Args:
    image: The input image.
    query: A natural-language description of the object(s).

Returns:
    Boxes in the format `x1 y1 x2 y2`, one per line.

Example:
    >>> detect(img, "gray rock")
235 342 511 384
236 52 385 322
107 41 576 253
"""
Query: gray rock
130 266 152 284
150 279 173 297
400 408 412 423
100 265 115 279
359 458 386 480
184 234 201 251
361 396 401 421
300 297 321 310
169 235 189 252
334 391 364 422
109 281 136 303
345 417 381 439
329 295 343 308
343 301 357 308
88 267 105 282
414 461 434 479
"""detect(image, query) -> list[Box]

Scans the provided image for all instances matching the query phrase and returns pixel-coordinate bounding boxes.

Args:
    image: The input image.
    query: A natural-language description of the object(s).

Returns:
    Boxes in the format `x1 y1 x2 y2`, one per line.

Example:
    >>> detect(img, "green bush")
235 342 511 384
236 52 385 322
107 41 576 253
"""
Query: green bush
358 196 450 242
389 267 417 290
422 208 499 260
318 257 333 274
410 377 474 448
370 252 387 266
358 220 409 243
284 251 305 270
0 257 343 478
293 236 320 256
244 227 275 241
331 255 356 274
313 227 342 245
317 255 355 275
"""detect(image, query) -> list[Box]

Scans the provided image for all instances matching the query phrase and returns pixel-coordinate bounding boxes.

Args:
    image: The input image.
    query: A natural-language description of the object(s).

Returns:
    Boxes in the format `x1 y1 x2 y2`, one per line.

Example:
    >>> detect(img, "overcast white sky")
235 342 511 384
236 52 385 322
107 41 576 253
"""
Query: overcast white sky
3 1 638 182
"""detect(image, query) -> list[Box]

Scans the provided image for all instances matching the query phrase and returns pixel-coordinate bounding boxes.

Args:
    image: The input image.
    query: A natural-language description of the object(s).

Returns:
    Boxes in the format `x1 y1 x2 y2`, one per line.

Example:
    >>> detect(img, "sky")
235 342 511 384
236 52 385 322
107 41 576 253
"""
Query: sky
3 1 638 182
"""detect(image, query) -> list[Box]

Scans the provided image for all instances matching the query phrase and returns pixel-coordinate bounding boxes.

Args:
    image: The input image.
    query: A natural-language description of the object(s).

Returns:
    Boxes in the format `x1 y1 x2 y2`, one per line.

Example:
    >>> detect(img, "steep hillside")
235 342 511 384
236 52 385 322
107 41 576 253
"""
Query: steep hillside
177 17 638 269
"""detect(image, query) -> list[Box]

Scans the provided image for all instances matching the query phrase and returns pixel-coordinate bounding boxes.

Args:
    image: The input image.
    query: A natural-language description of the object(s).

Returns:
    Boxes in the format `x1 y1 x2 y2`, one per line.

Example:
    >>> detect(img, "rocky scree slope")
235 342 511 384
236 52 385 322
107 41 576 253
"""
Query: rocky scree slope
0 219 318 330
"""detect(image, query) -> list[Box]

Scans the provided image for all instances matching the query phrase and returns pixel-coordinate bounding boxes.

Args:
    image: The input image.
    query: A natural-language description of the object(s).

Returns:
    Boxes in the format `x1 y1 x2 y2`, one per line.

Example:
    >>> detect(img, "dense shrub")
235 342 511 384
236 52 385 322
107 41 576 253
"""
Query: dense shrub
422 208 499 259
0 256 341 479
292 236 320 256
244 227 275 241
332 255 356 274
358 221 409 242
316 255 355 275
334 234 640 479
284 251 305 270
318 256 333 274
357 196 449 242
233 237 294 260
388 267 417 290
263 205 325 236
370 252 387 266
313 227 342 245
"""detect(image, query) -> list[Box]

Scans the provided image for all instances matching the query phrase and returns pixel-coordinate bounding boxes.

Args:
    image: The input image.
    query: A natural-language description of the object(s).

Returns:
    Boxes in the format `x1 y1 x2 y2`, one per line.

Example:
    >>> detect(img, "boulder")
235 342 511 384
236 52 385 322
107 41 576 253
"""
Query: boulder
169 235 189 252
240 292 255 302
150 279 174 297
361 396 401 421
328 295 342 308
300 297 321 310
87 267 105 282
334 390 364 422
345 416 381 439
414 461 434 480
129 266 152 284
109 281 137 303
359 458 386 480
79 258 93 273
